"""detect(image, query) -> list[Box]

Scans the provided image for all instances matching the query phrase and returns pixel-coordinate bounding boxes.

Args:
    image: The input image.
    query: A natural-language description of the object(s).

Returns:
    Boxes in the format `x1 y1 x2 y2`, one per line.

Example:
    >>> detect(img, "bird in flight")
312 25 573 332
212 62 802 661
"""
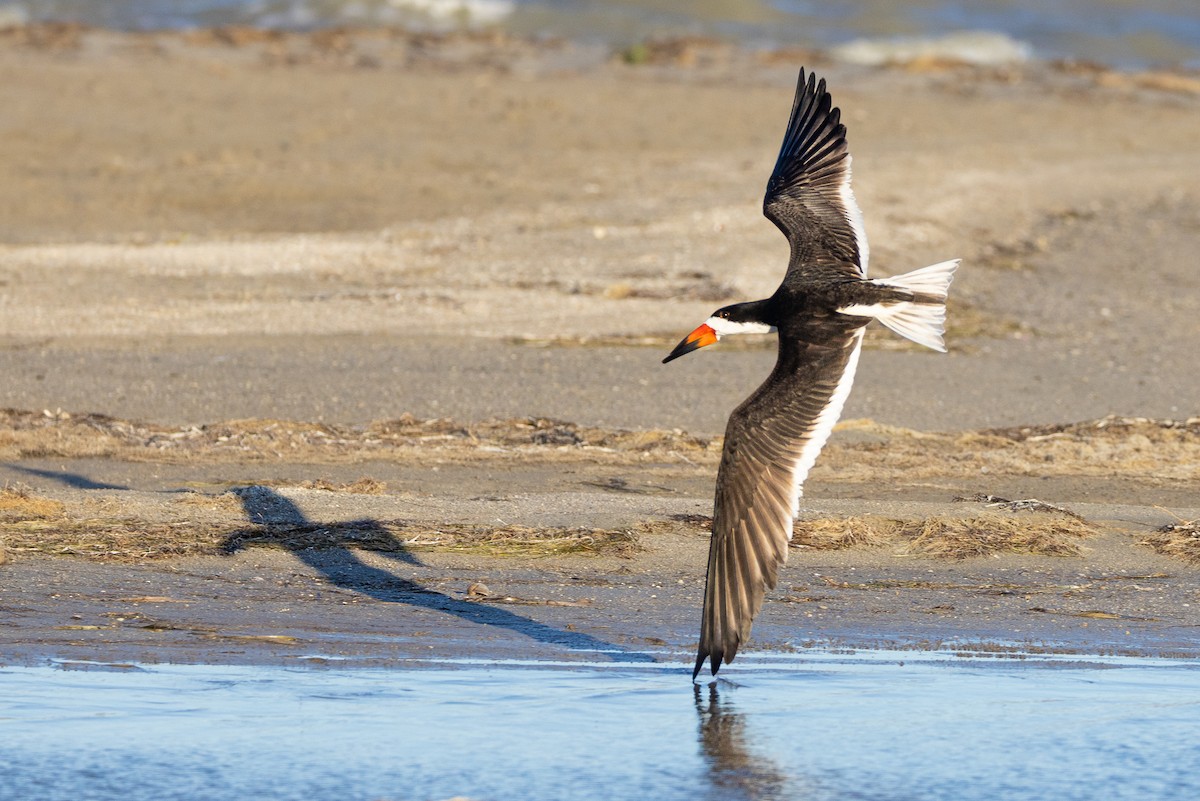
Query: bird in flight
663 69 959 680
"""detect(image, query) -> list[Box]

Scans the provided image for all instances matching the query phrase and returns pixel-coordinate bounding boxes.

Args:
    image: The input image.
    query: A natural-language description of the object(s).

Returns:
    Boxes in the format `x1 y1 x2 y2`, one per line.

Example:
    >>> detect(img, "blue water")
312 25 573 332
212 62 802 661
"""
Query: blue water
4 0 1200 68
3 650 1199 801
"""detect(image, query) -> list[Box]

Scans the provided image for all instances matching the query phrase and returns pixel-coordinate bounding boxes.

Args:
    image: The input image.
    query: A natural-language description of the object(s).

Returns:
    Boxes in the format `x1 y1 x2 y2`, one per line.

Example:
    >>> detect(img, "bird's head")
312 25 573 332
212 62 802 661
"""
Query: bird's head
662 301 776 363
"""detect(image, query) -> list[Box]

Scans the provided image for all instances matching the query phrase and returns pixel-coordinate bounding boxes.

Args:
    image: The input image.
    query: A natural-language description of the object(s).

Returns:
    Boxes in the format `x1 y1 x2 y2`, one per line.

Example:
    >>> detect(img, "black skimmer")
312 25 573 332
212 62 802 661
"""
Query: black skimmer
664 69 959 680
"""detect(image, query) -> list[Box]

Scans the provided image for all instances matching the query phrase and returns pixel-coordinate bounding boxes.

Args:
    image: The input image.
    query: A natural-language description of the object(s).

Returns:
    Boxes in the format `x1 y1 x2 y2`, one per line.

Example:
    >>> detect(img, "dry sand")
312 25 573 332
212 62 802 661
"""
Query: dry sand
1 26 1198 667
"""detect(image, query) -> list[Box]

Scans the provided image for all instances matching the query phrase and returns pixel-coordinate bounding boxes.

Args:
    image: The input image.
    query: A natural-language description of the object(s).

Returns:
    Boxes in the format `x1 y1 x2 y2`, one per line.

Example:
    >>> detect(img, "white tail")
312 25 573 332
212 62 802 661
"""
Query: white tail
874 259 959 298
838 259 959 352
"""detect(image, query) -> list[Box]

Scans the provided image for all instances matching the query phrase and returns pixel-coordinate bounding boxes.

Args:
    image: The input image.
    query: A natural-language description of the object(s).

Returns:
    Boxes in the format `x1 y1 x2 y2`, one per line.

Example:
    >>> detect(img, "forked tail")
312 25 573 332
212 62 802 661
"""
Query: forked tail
841 259 959 352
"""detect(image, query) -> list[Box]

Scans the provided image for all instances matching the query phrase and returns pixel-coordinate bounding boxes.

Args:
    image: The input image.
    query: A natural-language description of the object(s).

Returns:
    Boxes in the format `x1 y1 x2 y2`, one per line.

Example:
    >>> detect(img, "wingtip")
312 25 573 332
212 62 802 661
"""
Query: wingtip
692 649 724 681
795 66 826 104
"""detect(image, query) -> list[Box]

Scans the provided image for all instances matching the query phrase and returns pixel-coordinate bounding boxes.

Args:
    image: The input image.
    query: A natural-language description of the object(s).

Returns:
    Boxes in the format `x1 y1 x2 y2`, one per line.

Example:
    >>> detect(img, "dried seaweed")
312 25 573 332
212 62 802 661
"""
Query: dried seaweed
791 513 1097 559
1141 520 1200 564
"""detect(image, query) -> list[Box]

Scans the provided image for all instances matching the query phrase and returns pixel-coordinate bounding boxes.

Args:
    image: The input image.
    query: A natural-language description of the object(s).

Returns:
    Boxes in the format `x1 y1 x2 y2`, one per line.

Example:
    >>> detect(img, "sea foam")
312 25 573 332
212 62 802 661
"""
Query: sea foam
832 31 1034 66
388 0 514 26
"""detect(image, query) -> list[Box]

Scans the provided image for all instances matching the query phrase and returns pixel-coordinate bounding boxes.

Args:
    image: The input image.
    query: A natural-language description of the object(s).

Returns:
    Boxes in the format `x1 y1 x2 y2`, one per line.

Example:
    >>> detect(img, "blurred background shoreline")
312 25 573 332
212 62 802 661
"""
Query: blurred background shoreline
2 0 1199 70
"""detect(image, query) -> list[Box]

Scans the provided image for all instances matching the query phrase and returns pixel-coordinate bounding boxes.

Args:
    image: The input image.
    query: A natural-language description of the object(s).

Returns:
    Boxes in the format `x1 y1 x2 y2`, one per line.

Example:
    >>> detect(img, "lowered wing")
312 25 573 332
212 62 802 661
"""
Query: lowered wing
695 329 865 678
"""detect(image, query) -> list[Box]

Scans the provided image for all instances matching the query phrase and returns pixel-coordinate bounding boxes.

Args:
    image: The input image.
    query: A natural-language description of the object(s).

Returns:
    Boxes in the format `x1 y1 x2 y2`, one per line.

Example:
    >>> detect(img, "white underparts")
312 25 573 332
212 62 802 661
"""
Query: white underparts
706 317 777 337
838 259 959 352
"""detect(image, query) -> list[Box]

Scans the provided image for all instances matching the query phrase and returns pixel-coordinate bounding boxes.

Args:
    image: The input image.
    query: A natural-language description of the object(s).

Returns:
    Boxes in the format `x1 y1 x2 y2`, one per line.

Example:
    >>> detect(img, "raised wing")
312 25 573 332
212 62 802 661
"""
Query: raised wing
764 69 869 278
694 329 865 679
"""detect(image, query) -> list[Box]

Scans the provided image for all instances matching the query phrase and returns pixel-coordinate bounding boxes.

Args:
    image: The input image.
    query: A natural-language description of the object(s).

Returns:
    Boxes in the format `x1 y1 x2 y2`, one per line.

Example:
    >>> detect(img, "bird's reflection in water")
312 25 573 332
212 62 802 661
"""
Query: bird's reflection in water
694 683 793 801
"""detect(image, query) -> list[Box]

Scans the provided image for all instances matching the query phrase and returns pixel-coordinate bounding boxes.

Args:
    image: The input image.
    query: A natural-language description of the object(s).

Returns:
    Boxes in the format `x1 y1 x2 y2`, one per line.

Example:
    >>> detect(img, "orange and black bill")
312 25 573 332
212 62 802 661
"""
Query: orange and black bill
663 323 718 363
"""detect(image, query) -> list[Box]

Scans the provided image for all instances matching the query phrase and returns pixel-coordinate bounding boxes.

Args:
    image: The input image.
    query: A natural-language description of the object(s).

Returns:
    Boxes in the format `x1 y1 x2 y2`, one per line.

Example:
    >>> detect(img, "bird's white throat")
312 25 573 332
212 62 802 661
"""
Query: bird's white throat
706 317 776 337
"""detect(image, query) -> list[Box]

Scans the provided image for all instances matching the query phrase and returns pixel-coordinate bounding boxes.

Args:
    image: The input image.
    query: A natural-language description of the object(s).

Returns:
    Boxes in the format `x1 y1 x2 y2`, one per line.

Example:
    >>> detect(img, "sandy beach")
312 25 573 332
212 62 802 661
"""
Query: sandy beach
1 25 1198 667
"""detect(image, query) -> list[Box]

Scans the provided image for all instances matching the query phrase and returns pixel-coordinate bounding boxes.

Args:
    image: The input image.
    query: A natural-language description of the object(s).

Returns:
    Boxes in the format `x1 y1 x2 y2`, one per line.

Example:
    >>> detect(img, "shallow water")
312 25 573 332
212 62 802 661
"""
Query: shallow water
3 650 1199 801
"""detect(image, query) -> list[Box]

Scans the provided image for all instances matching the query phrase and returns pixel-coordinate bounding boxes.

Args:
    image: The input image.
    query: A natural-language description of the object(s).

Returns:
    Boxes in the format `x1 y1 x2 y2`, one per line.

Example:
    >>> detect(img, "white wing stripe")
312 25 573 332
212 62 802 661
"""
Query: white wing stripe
840 155 869 276
786 328 865 522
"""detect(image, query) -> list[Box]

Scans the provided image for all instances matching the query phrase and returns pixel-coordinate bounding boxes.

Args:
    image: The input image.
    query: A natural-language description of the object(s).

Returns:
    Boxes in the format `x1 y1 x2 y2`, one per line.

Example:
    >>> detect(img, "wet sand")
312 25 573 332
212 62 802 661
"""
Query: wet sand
1 26 1198 667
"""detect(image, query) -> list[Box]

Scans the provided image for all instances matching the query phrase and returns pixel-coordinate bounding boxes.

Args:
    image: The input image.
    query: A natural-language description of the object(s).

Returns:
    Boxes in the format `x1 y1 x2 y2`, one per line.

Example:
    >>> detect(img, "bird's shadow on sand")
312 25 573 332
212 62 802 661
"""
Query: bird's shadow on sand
7 464 130 491
221 485 654 663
